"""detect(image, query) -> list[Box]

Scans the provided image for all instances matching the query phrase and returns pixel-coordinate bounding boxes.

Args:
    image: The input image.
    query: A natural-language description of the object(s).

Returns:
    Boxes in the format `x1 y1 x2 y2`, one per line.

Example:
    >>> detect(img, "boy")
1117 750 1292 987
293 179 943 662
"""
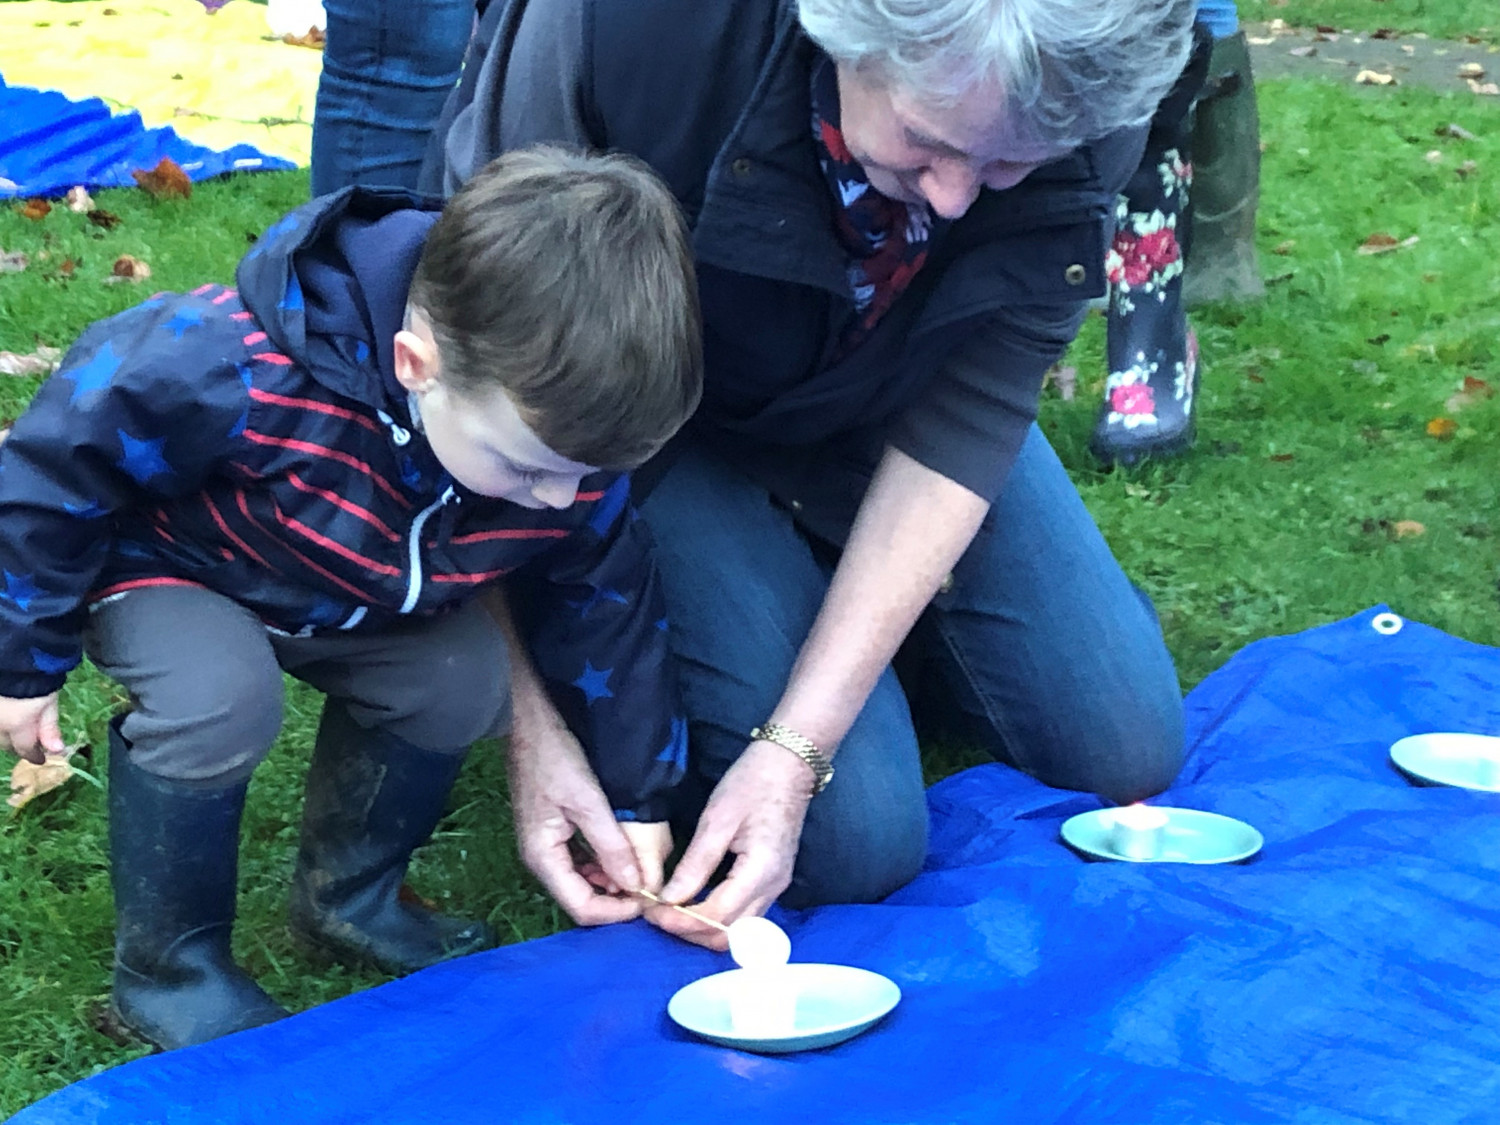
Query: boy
0 148 702 1050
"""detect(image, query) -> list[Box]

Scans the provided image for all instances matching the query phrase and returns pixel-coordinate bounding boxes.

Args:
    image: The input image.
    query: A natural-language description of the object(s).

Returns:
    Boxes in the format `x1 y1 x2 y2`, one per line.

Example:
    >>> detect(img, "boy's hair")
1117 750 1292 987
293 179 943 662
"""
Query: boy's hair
408 146 703 471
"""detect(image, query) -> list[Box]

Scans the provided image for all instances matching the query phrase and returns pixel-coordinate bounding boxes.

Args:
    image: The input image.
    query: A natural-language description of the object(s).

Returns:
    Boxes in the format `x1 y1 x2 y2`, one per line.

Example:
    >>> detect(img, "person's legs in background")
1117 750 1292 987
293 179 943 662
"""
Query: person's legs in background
311 0 475 195
1092 5 1261 464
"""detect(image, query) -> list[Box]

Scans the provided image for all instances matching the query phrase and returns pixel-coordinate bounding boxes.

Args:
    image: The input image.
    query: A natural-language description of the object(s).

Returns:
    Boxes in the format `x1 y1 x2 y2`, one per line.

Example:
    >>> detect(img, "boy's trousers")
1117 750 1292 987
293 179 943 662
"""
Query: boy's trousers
85 585 511 783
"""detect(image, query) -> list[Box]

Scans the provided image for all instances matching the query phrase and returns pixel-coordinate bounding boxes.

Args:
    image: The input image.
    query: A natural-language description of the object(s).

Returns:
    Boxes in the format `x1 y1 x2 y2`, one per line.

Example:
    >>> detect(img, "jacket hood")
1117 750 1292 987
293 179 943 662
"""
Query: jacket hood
236 187 442 408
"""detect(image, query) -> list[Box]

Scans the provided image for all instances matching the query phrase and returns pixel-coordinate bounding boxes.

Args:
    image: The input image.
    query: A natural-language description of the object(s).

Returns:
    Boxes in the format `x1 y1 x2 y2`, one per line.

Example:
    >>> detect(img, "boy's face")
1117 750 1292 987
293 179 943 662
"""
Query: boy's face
394 314 598 509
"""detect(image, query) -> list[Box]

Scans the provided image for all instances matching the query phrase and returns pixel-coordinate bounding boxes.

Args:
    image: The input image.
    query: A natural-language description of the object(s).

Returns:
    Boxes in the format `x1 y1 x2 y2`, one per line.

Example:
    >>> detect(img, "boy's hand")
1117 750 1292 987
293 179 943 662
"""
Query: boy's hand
0 693 65 764
651 741 813 951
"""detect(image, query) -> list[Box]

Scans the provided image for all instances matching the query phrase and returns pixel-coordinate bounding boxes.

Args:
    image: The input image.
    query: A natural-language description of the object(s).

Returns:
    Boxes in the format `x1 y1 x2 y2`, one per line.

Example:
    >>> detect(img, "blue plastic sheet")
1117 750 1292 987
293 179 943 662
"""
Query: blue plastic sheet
14 607 1500 1124
0 78 293 199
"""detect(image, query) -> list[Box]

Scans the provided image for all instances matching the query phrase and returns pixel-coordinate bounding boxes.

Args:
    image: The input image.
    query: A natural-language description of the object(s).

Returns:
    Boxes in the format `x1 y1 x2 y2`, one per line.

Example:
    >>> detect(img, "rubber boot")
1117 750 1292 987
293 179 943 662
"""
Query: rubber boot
1183 30 1263 306
108 718 289 1051
1092 116 1199 464
288 701 496 974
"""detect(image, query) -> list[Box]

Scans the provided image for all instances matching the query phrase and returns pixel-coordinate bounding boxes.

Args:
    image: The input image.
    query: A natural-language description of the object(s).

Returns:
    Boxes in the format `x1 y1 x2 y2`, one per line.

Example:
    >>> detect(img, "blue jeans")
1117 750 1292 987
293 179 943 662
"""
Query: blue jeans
311 0 474 195
638 426 1184 908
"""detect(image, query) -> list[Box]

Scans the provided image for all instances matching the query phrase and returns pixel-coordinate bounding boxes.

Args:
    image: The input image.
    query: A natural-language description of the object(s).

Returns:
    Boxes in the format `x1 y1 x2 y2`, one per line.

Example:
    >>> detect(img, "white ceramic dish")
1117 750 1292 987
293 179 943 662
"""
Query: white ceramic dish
667 963 900 1054
1390 732 1500 792
1061 807 1264 864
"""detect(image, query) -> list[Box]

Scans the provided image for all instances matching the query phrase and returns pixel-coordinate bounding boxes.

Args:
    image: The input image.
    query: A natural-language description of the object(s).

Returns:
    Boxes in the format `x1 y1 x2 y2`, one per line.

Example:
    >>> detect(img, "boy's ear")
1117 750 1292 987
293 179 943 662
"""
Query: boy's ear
393 327 440 395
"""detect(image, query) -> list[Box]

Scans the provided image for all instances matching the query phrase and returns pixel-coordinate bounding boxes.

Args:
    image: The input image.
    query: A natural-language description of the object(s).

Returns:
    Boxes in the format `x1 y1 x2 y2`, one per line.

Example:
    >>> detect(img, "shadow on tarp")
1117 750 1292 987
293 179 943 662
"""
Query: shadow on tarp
12 606 1500 1125
0 78 293 199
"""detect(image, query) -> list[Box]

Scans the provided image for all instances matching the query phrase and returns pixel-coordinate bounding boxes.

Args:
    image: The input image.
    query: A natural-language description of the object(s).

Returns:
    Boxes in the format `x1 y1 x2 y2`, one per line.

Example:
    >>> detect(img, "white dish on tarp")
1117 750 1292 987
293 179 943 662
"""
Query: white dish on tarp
1061 807 1264 864
667 963 900 1053
1390 732 1500 792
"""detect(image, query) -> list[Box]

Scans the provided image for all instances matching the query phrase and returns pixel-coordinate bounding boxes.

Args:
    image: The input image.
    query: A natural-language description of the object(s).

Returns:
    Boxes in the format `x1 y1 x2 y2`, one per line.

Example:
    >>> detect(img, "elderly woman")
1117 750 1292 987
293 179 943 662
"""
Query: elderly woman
423 0 1198 946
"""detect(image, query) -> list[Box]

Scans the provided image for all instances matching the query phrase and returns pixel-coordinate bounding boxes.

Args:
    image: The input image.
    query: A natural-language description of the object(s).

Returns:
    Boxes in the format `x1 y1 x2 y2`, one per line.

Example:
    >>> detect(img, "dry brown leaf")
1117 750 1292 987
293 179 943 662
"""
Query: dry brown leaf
1391 520 1427 539
282 27 326 48
0 347 62 377
131 157 192 200
0 249 28 273
64 185 94 213
1272 239 1296 255
86 208 123 230
8 747 77 810
1445 375 1494 413
1372 27 1400 39
111 255 152 281
1357 233 1419 255
58 258 76 278
1425 417 1458 440
1457 62 1487 79
1355 69 1398 86
1455 160 1478 178
1269 453 1295 463
19 198 51 221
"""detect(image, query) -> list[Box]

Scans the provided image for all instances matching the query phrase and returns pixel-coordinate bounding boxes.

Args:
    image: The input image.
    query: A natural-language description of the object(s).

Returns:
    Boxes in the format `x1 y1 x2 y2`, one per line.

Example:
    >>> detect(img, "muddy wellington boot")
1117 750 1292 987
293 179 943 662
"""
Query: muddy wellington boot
1183 29 1263 307
288 701 496 973
108 719 290 1051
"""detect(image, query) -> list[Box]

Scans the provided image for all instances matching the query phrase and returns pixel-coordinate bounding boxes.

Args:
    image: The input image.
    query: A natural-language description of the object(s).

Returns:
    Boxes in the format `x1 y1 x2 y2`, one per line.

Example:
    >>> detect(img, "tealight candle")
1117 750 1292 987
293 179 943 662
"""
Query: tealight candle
1108 803 1169 860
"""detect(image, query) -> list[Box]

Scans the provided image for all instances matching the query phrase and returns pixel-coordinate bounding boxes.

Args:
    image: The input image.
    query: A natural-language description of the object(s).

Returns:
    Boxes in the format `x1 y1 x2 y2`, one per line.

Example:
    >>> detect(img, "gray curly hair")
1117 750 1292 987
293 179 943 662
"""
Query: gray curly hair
797 0 1197 146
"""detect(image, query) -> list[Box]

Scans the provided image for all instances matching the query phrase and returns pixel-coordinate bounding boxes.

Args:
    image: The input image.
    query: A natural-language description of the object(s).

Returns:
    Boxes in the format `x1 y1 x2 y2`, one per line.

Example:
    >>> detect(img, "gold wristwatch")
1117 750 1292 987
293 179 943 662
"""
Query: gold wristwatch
750 722 834 794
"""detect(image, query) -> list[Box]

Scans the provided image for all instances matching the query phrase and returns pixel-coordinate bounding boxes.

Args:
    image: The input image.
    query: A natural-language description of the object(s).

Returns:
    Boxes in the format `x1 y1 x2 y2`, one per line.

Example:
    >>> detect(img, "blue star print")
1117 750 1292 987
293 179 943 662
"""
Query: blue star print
30 647 76 675
279 274 304 313
569 586 630 618
572 661 615 705
163 307 204 339
2 571 41 612
64 342 122 404
116 430 173 485
656 715 689 774
229 362 253 438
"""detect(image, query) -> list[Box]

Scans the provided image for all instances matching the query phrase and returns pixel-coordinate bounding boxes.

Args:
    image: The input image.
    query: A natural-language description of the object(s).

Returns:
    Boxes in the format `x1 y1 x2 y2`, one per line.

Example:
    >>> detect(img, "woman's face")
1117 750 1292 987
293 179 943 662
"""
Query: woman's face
835 65 1075 219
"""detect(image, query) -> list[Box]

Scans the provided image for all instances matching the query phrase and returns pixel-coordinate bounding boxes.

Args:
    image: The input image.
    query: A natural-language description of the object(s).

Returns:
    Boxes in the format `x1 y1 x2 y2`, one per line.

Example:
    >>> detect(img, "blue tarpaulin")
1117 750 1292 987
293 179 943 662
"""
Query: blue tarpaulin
0 78 293 199
14 607 1500 1124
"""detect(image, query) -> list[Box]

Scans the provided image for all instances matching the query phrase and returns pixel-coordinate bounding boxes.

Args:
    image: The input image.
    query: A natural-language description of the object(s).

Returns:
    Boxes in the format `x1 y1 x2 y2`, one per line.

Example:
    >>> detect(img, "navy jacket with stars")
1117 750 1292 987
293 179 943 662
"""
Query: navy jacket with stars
0 186 687 822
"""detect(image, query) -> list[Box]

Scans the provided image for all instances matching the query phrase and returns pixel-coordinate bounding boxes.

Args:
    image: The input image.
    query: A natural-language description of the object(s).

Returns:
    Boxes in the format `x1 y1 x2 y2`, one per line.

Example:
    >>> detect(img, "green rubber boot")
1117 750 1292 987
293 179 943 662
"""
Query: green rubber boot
1183 30 1264 307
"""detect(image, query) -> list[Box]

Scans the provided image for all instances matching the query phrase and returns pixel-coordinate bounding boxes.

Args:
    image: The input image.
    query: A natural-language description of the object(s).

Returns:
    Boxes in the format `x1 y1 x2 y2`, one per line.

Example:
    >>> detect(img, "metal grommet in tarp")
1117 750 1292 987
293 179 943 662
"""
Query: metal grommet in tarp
1371 612 1404 635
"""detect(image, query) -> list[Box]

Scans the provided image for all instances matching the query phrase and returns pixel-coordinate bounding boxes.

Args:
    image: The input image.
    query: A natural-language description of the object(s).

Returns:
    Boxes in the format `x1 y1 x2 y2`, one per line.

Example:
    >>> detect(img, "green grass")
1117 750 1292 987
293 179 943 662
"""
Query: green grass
1238 0 1497 40
2 72 1499 1119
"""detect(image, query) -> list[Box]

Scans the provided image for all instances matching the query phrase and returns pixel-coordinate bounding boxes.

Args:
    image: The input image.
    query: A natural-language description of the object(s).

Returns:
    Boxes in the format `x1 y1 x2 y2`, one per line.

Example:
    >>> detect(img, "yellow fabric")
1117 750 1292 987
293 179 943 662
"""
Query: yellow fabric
0 0 319 164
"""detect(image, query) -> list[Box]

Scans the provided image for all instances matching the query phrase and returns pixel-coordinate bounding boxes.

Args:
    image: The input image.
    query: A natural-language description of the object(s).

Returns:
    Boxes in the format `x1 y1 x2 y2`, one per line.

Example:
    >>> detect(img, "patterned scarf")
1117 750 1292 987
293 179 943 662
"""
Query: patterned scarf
810 54 938 362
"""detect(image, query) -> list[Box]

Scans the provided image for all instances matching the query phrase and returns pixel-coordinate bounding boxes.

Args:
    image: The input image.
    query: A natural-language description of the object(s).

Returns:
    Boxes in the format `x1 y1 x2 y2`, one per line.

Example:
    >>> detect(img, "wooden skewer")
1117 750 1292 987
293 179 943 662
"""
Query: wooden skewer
634 888 729 933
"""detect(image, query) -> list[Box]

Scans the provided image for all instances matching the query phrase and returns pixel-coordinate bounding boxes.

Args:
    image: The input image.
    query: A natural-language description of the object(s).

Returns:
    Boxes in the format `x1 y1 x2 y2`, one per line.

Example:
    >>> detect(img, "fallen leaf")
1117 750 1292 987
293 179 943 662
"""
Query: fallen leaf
1269 453 1295 462
282 27 326 49
8 746 77 810
1247 35 1277 45
131 157 192 200
86 208 122 229
1366 333 1391 346
1289 45 1317 57
1458 62 1487 79
0 347 62 376
0 249 28 273
1247 372 1266 383
1445 375 1494 413
1391 520 1427 539
1372 27 1400 39
1401 44 1416 55
1269 18 1287 33
1425 149 1445 162
1272 239 1297 254
1468 80 1500 96
110 255 151 281
1437 122 1477 140
1314 23 1338 33
1355 69 1398 85
58 258 76 278
1425 417 1458 440
19 198 51 221
1357 232 1419 255
1124 483 1152 499
1455 160 1478 178
64 185 94 213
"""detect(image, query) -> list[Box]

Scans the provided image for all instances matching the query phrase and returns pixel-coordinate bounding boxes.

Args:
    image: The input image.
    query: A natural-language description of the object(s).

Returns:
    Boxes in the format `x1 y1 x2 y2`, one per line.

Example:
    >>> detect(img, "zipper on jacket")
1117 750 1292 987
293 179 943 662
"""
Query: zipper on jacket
400 485 456 614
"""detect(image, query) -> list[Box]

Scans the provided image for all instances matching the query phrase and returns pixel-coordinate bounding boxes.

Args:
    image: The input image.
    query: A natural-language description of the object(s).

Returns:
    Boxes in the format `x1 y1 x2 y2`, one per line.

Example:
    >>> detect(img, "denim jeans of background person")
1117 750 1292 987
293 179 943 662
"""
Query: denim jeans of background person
1092 0 1264 463
311 0 482 194
423 0 1198 946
